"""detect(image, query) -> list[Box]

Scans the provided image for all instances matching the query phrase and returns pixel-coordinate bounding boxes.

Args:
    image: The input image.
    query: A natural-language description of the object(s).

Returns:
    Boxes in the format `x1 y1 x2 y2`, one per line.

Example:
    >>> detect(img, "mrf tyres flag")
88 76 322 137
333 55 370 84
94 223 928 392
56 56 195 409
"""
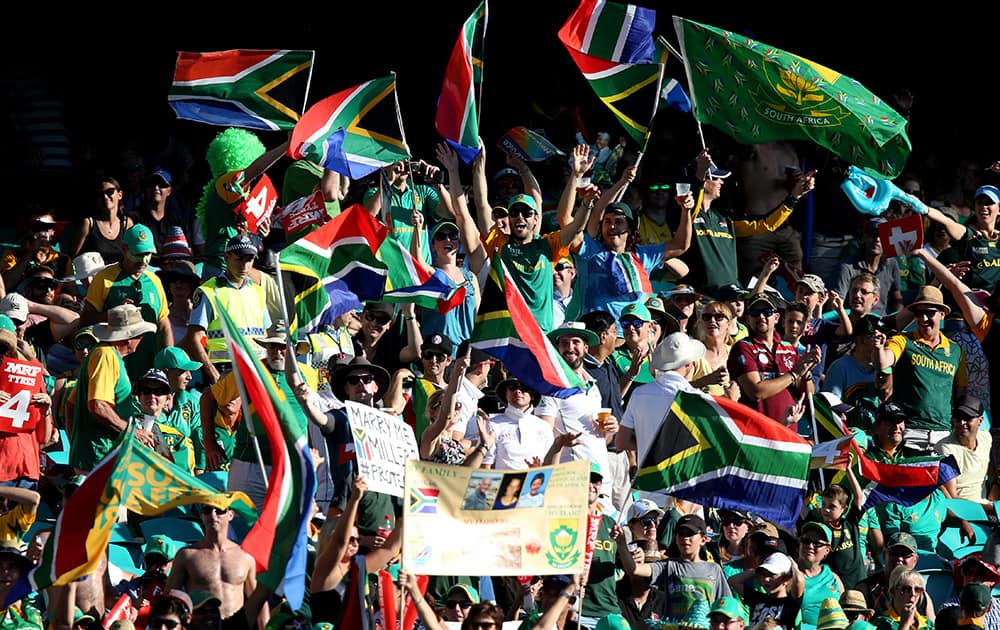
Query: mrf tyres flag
218 305 315 610
169 49 314 131
288 73 410 180
635 391 812 530
470 256 584 398
673 17 910 179
435 0 488 163
3 435 255 606
558 0 664 148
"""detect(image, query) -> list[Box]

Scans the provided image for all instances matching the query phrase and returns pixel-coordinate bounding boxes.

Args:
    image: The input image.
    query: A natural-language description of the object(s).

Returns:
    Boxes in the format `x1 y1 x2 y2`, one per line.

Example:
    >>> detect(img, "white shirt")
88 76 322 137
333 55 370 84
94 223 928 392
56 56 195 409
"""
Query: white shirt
935 430 993 501
482 407 555 470
535 376 609 478
455 377 485 438
622 370 698 464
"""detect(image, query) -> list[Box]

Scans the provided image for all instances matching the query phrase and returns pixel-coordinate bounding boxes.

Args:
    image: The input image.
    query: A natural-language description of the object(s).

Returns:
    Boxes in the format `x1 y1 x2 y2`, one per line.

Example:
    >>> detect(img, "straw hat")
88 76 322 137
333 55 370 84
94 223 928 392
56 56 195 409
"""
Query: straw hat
906 285 951 315
92 305 157 342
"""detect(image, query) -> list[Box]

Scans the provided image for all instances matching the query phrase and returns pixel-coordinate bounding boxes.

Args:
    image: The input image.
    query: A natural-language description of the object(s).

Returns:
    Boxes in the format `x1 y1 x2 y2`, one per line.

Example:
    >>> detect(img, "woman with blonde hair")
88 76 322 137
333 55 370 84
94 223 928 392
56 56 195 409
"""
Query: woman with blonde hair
872 566 934 630
691 300 740 400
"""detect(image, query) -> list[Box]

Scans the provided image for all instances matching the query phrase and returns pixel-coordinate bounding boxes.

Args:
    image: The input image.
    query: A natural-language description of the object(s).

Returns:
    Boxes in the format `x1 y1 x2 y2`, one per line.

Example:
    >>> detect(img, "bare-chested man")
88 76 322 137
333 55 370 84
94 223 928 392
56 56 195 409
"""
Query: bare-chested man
166 504 262 630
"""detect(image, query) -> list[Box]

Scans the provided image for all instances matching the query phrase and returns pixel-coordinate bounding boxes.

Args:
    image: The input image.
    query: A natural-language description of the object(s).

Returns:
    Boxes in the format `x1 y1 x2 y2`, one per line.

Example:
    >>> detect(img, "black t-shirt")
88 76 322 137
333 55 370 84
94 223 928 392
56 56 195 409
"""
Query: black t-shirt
743 586 802 629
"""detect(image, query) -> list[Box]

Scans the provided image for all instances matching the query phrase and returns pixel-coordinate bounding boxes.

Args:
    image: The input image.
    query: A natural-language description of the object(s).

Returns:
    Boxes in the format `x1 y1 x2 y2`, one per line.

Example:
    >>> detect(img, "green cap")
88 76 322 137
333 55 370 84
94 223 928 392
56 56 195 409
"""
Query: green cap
123 224 156 254
709 597 749 623
143 535 176 561
154 346 201 372
802 521 833 543
594 614 631 630
590 461 603 479
190 590 222 610
817 598 849 630
446 583 480 604
0 315 15 335
605 201 634 221
73 608 96 625
887 531 918 553
620 303 652 322
430 221 459 239
507 193 539 213
961 582 992 614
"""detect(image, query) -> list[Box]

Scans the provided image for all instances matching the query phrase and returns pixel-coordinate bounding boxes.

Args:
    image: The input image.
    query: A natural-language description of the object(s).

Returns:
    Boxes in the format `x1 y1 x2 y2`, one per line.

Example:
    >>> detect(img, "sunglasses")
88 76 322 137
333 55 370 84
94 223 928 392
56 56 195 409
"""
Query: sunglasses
636 517 658 527
149 618 180 630
895 585 924 595
505 382 530 393
31 221 55 232
554 263 574 272
364 312 392 325
801 538 830 548
201 505 228 516
137 387 171 396
648 184 671 192
469 623 496 630
748 307 777 318
508 206 536 219
434 230 460 242
620 318 645 329
74 340 97 352
346 374 376 386
701 312 729 322
722 518 748 527
912 309 940 318
445 599 473 610
430 399 463 411
422 351 447 362
348 536 360 544
101 188 119 198
30 279 58 291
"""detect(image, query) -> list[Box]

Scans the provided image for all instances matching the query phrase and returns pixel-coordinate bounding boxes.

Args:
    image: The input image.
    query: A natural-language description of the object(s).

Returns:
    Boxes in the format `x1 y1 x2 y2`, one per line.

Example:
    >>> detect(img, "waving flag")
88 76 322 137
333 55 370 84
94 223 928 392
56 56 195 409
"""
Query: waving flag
218 306 315 609
470 256 583 398
435 1 488 163
378 235 466 312
498 126 565 162
169 49 314 131
288 74 411 179
279 205 389 337
3 436 254 606
559 0 664 148
635 392 812 530
673 17 911 178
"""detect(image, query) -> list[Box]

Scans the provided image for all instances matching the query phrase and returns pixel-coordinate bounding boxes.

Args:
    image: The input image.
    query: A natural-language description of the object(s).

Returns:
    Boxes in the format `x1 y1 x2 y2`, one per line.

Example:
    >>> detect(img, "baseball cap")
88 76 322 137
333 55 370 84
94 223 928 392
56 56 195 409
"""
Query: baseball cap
143 535 176 562
430 221 459 240
225 234 258 257
710 597 749 623
954 394 985 420
797 274 826 294
446 583 480 605
975 185 1000 204
0 315 15 335
817 392 854 414
758 551 792 576
627 498 664 522
605 201 634 220
590 460 603 480
676 514 707 535
123 224 157 254
802 521 833 544
715 283 750 302
157 589 193 616
146 168 173 188
139 368 171 389
620 302 652 323
0 293 29 324
887 532 918 553
154 346 202 372
542 575 572 591
865 216 888 236
507 193 538 213
493 167 519 181
961 583 992 614
876 402 908 424
746 292 778 310
707 165 732 179
421 333 454 356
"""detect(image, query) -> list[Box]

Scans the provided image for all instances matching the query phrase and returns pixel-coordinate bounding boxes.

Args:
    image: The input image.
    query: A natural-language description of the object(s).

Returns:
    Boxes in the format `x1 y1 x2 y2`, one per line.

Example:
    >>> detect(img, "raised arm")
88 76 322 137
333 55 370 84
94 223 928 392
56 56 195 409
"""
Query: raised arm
586 165 636 238
436 143 486 272
662 192 693 259
312 476 367 592
913 247 985 330
558 146 598 249
243 140 291 183
926 206 967 241
732 170 816 237
470 139 494 233
504 151 544 231
419 353 470 457
556 145 594 230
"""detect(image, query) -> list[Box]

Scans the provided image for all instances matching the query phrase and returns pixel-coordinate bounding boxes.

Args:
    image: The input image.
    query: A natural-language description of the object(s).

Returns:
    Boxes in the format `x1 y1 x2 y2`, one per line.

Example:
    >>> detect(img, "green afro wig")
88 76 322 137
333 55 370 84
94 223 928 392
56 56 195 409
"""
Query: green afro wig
197 128 267 235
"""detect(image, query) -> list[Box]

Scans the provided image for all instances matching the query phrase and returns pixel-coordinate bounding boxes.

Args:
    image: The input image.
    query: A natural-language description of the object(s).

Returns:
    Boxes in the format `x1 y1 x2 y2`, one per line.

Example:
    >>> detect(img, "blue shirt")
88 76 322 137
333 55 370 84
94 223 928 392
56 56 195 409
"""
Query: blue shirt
575 234 664 321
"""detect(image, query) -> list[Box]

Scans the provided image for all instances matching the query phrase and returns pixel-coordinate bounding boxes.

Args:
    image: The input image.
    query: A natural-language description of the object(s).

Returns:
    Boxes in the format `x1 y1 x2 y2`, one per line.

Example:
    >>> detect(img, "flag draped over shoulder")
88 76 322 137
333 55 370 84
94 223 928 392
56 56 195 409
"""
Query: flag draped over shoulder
169 50 314 131
435 0 488 163
634 391 812 530
470 256 583 398
288 74 411 179
378 235 466 313
559 0 664 148
218 306 315 610
278 205 389 338
3 437 255 606
673 17 911 178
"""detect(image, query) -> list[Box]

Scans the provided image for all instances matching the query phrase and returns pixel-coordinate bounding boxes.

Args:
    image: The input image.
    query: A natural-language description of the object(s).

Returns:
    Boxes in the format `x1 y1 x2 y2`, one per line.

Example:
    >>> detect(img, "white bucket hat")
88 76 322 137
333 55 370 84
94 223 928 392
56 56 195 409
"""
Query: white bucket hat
651 332 706 371
61 252 108 283
93 304 156 342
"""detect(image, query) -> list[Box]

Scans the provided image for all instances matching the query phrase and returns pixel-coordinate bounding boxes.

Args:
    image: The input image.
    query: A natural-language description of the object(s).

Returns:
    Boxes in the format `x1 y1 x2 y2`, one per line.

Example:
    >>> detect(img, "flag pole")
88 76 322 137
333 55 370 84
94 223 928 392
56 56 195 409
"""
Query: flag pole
223 334 270 491
669 18 709 151
475 0 489 134
274 249 306 384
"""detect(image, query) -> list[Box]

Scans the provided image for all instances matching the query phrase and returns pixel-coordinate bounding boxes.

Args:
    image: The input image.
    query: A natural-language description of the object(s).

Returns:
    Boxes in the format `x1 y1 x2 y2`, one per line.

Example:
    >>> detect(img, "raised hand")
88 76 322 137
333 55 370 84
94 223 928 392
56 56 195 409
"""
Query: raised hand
571 144 595 177
434 142 459 172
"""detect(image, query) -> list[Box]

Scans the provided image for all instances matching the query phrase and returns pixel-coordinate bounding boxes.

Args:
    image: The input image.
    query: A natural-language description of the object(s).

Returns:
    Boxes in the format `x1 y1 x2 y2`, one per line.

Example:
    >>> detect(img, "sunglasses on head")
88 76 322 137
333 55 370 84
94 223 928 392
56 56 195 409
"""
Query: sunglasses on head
508 206 536 219
364 311 392 325
346 374 376 386
748 307 777 317
434 230 460 242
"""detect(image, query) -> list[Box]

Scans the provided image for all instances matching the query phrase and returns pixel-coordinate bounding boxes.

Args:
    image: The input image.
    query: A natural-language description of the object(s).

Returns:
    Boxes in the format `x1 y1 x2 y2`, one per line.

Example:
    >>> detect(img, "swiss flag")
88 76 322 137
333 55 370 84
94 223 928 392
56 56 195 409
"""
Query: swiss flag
878 214 924 257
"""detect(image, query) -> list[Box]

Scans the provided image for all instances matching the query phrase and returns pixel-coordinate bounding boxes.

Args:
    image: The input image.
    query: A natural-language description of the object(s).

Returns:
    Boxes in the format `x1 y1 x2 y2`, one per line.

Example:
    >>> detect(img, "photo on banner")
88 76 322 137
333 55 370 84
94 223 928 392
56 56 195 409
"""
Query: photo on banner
403 459 589 576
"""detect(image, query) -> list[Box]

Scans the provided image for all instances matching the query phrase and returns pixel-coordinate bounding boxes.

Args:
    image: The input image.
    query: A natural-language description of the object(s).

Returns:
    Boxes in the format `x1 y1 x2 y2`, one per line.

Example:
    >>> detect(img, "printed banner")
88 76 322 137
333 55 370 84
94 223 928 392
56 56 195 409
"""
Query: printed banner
878 214 924 258
235 174 278 234
275 191 328 239
402 459 590 576
497 126 565 162
0 357 46 433
346 402 419 497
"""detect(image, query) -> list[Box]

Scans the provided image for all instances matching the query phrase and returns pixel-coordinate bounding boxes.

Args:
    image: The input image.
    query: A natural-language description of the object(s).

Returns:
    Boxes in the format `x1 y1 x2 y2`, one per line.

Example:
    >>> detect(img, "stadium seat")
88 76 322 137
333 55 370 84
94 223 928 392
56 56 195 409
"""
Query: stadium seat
139 516 203 543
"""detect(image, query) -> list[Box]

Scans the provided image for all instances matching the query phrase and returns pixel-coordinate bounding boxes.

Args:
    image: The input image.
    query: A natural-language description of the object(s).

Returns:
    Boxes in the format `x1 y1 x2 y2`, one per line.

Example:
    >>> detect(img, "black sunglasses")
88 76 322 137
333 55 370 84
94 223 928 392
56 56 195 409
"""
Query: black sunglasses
434 230 460 242
445 599 472 609
701 312 729 322
201 505 228 515
149 618 180 630
422 351 447 362
101 188 119 198
364 312 392 325
748 307 777 317
508 206 536 218
137 387 171 396
554 263 574 272
346 374 376 386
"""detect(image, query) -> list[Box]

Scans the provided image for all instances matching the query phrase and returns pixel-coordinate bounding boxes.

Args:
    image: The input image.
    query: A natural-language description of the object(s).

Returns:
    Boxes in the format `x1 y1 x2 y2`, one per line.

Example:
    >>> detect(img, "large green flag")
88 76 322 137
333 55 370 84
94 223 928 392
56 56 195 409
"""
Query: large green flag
674 17 911 178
